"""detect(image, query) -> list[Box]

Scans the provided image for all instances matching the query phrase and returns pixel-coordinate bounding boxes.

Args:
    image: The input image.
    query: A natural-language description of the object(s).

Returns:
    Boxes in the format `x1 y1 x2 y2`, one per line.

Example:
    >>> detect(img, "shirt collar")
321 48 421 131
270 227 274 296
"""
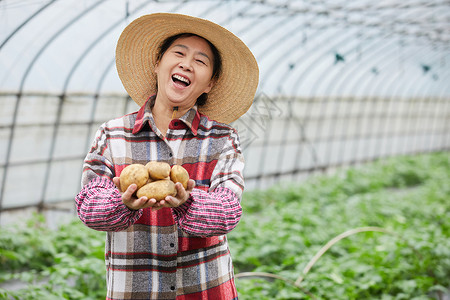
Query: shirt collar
132 96 200 136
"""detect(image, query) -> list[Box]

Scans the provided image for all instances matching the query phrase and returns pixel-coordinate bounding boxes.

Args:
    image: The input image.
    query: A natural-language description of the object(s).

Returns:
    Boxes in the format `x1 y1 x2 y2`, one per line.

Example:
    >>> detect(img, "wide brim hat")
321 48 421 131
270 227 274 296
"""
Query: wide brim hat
115 13 259 124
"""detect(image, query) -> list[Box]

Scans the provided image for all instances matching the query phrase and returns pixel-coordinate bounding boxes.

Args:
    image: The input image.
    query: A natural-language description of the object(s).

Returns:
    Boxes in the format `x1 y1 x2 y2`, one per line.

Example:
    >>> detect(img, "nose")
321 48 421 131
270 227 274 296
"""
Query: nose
179 57 193 71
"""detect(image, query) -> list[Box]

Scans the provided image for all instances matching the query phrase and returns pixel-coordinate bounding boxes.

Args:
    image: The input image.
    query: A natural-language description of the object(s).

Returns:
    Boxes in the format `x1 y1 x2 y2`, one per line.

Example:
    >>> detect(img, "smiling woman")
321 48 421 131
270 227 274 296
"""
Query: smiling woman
153 35 217 129
75 12 259 300
156 32 222 107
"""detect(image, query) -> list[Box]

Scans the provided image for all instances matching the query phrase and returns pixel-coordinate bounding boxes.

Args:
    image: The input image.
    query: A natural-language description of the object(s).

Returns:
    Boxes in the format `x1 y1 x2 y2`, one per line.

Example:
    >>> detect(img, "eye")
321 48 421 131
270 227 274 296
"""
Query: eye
196 59 206 65
173 50 184 56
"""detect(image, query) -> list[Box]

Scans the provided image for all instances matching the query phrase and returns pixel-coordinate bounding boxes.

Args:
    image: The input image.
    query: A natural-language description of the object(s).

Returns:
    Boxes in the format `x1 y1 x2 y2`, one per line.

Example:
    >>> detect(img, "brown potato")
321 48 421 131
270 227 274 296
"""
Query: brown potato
119 164 149 192
136 180 177 201
170 165 189 189
145 161 171 180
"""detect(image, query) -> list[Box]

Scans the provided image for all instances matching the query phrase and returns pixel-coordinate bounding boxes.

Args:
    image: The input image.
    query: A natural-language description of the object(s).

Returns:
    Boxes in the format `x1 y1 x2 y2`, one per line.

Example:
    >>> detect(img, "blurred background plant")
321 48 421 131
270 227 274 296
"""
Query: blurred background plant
1 152 448 299
1 1 449 299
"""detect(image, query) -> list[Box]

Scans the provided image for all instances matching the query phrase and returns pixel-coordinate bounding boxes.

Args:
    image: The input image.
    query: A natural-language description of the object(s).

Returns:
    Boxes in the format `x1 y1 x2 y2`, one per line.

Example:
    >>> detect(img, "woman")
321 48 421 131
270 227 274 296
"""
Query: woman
75 13 258 299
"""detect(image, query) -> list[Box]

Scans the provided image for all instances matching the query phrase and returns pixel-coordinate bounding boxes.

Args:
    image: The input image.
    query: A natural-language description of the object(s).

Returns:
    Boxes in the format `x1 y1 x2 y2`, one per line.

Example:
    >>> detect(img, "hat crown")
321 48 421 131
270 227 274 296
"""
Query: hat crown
116 13 259 124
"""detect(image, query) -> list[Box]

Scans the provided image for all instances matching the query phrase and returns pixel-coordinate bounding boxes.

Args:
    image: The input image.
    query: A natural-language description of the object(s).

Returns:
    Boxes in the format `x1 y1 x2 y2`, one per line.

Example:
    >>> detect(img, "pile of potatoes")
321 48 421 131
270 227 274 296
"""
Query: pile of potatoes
119 161 189 201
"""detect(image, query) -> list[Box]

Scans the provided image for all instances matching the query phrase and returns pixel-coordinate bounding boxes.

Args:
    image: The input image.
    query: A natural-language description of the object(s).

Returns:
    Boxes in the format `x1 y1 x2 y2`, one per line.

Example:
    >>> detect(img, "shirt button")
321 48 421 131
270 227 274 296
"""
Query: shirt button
170 243 175 247
170 286 175 291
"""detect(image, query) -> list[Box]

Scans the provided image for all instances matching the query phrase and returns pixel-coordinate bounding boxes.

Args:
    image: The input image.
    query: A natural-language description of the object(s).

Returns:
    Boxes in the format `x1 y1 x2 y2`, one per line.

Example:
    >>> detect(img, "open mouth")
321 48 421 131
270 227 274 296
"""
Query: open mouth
172 74 191 87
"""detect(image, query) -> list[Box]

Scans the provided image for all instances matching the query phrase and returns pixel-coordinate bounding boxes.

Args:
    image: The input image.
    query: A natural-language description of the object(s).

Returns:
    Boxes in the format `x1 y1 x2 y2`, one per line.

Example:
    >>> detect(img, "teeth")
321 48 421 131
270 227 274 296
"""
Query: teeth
173 74 190 85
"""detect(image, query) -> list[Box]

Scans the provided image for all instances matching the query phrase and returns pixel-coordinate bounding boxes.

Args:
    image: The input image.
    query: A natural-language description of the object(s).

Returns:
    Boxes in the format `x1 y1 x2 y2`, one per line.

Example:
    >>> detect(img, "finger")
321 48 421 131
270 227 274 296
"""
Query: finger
187 179 196 191
152 201 165 211
113 177 121 190
123 184 137 199
137 197 150 207
157 198 178 208
175 182 186 198
142 198 157 208
123 196 147 211
165 194 186 208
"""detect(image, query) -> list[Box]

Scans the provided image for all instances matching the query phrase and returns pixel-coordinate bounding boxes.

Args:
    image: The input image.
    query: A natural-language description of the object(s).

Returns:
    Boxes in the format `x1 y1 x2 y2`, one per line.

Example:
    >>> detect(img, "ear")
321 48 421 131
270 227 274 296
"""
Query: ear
154 62 159 74
203 79 215 94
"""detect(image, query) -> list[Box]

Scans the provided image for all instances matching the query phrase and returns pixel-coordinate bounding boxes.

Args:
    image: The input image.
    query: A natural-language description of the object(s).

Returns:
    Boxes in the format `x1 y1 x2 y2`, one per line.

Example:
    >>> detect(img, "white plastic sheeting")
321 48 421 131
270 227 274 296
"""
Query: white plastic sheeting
1 0 449 97
0 0 449 214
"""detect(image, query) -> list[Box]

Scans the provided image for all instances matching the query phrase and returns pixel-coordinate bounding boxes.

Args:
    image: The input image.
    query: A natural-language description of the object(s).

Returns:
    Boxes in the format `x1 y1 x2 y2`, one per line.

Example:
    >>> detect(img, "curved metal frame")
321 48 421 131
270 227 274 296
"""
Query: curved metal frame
0 0 448 214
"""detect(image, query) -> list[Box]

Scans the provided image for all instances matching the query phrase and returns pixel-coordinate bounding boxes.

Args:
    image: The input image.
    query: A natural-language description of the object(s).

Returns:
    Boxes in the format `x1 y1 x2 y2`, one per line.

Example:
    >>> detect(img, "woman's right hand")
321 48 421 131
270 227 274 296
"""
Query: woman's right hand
113 177 158 210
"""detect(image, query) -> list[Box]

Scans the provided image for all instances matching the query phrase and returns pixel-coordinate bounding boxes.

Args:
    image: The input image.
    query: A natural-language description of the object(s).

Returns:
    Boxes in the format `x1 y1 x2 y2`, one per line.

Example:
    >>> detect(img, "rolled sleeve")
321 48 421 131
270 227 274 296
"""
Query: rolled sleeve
75 124 142 232
172 128 244 237
75 177 142 232
209 128 245 198
172 187 242 237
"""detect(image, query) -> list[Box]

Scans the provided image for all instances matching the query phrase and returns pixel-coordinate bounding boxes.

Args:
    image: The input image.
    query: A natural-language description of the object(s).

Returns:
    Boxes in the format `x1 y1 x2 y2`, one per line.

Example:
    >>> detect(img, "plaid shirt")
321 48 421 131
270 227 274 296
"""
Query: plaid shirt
75 98 244 299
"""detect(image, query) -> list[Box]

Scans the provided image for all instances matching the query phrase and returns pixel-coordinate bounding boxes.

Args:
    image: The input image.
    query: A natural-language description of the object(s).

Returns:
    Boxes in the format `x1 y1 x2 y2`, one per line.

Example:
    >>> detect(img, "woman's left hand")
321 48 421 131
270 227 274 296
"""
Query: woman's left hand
152 179 196 210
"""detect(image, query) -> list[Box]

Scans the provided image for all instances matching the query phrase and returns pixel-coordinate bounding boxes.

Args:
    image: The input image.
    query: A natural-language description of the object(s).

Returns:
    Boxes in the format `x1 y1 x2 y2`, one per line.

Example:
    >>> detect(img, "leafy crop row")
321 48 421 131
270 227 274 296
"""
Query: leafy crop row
229 152 450 299
0 152 449 299
0 215 106 300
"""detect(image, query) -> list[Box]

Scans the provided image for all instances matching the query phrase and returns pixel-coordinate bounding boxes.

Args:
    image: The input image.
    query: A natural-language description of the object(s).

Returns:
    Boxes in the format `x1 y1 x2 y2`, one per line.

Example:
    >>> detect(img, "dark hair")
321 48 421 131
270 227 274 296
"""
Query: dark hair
156 33 222 106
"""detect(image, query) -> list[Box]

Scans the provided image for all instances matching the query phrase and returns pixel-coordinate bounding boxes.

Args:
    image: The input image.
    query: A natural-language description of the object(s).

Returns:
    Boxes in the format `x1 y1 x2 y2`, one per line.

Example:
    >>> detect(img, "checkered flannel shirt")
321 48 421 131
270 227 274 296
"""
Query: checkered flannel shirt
75 99 244 299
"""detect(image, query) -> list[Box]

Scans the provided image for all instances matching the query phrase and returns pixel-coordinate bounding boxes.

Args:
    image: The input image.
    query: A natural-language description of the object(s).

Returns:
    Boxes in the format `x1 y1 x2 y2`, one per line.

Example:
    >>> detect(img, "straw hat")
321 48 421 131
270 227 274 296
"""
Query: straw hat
115 13 259 124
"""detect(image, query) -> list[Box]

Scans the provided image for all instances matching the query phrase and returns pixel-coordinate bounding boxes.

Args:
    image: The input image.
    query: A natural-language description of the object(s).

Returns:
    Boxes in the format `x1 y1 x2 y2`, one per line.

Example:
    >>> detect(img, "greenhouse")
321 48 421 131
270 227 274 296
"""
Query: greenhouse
0 0 449 299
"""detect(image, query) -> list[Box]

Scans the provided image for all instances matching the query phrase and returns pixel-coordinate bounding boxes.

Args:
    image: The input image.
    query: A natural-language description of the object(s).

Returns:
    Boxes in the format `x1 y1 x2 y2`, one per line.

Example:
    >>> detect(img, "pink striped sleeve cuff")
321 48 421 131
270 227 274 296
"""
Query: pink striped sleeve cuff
172 187 242 237
75 176 143 232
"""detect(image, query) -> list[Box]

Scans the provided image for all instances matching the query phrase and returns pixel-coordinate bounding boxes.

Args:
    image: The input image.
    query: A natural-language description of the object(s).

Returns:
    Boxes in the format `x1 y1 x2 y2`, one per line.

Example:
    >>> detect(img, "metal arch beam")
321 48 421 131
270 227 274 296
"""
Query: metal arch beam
254 16 315 91
274 20 383 173
298 1 440 98
48 0 170 209
62 0 157 93
326 36 407 162
285 27 357 173
302 4 432 96
91 0 230 97
429 73 450 152
268 5 428 90
67 0 252 197
0 0 58 50
72 0 257 126
259 12 368 94
46 0 231 209
404 52 448 153
63 0 229 202
0 0 107 214
302 6 426 151
287 0 433 98
62 0 230 93
246 20 351 177
17 0 107 92
279 24 353 97
295 6 437 166
379 49 446 156
291 27 360 167
240 1 370 180
313 8 443 164
334 2 442 99
239 16 326 186
337 39 417 161
338 44 448 159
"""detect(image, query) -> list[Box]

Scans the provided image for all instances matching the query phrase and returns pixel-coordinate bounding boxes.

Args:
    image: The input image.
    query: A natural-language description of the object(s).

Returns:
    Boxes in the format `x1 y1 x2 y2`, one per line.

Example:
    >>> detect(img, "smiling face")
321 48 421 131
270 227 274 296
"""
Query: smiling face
154 35 215 110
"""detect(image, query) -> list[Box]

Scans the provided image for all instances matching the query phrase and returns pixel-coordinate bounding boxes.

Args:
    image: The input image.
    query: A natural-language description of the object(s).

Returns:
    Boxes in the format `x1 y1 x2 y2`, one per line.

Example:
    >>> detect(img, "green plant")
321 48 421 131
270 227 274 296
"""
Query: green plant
0 215 106 300
0 152 448 299
229 152 450 299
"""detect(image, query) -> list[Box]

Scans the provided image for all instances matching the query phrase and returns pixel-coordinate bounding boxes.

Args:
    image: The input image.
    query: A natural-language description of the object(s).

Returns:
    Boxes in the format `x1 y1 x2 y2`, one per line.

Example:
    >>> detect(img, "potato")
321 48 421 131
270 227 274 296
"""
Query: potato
119 164 149 192
145 161 171 180
170 165 189 189
136 180 177 201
